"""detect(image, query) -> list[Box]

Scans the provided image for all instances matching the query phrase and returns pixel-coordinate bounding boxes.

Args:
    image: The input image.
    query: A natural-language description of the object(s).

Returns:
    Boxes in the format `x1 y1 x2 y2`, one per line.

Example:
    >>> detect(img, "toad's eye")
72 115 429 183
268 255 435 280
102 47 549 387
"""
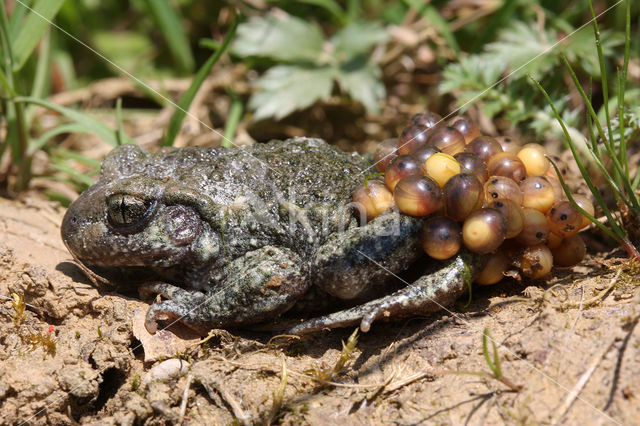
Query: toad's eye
107 194 156 232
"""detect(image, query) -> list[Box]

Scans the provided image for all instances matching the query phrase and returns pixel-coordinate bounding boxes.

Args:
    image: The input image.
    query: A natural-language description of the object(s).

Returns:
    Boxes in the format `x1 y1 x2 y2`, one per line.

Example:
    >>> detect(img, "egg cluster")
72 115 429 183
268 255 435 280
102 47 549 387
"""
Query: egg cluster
353 112 593 285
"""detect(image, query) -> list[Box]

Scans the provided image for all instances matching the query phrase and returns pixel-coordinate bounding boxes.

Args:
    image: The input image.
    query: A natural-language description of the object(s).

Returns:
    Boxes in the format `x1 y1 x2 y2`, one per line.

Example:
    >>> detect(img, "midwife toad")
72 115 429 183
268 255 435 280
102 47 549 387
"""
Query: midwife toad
61 138 484 334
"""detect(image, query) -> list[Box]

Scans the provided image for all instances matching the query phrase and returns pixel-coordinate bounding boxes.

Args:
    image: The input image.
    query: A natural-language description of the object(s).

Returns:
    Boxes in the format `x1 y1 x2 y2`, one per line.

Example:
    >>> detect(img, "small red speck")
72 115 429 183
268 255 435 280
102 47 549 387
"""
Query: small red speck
48 325 55 333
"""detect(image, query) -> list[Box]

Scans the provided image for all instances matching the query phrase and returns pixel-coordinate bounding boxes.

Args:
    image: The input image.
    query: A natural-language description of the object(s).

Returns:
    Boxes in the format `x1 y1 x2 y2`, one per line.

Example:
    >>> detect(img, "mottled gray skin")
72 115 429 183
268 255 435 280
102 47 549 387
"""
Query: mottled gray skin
61 137 485 335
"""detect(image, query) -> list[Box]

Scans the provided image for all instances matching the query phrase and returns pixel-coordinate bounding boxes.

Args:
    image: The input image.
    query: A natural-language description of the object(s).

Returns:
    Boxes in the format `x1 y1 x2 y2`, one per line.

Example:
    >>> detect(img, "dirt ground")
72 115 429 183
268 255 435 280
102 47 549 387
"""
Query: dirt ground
0 195 639 425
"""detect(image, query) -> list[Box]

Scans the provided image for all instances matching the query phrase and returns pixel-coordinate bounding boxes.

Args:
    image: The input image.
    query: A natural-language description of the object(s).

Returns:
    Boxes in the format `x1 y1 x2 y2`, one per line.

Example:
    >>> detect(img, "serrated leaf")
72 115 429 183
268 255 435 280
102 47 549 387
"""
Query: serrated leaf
562 27 623 77
232 14 324 63
249 65 333 120
440 55 503 94
331 21 388 58
335 55 384 114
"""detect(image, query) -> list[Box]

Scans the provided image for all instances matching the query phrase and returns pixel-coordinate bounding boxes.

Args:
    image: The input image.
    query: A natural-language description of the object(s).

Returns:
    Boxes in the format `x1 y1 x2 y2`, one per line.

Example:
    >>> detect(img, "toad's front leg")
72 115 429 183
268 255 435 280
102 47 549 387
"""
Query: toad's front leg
142 246 308 334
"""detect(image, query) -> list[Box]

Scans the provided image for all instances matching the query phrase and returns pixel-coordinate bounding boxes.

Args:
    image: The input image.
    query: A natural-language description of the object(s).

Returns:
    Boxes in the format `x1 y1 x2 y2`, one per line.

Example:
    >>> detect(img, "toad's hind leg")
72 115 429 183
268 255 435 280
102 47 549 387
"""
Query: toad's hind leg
142 246 308 334
289 251 486 335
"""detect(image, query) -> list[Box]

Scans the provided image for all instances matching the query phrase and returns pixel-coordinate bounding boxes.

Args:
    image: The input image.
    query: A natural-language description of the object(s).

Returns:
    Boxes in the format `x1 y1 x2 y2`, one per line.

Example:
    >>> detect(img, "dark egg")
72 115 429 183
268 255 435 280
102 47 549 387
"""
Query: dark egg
551 234 586 267
495 135 521 154
475 251 511 285
374 138 398 172
444 173 484 222
519 244 553 279
462 208 507 254
454 152 489 183
448 116 482 143
411 111 442 129
427 126 466 155
411 145 441 166
520 176 555 213
515 207 549 245
352 180 394 222
421 216 462 260
384 155 422 191
484 176 523 205
487 152 527 182
488 199 524 238
393 175 443 217
397 124 430 155
547 200 583 237
464 136 503 162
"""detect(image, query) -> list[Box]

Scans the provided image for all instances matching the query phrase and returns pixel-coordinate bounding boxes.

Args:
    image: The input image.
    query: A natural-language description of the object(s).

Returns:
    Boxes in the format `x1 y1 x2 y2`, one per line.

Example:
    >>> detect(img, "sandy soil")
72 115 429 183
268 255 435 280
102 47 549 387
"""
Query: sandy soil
0 195 638 425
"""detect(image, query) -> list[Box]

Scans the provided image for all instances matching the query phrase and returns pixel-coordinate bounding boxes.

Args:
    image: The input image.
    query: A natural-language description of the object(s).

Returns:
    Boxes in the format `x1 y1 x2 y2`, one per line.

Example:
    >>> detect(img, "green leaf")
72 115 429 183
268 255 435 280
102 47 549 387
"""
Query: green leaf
249 65 333 120
92 30 153 73
295 0 347 25
331 21 388 58
11 0 66 71
335 55 384 114
141 0 195 73
164 15 238 146
232 14 324 63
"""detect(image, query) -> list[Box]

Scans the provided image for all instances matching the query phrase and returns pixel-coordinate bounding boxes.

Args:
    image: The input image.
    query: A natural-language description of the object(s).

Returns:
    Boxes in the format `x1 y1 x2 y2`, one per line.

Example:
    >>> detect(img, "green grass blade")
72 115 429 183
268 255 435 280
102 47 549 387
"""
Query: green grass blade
8 0 30 40
222 91 242 148
115 97 125 146
11 0 66 71
30 27 50 99
164 15 238 147
29 123 89 153
51 147 101 167
49 162 95 186
142 0 194 73
295 0 347 25
17 96 135 146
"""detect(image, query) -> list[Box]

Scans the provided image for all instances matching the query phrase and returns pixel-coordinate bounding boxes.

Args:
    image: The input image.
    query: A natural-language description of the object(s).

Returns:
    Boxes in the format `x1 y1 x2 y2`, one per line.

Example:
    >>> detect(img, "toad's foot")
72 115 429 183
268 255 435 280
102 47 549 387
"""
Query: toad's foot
288 251 486 335
141 246 308 334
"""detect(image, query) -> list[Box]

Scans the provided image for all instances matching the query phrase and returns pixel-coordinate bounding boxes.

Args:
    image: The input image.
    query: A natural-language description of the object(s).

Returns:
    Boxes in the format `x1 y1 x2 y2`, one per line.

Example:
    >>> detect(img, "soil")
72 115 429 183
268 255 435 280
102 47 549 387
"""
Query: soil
0 195 638 426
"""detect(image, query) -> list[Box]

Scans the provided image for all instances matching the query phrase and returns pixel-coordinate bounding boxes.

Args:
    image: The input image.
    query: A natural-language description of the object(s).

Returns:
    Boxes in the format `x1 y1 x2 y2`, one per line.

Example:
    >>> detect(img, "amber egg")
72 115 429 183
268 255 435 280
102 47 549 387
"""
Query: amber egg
488 199 524 239
495 135 521 154
571 194 594 229
546 155 569 180
519 244 553 279
421 216 462 260
484 176 523 205
444 173 484 222
448 116 481 143
374 139 398 172
475 251 511 285
487 152 527 182
547 201 583 237
411 145 441 166
427 126 466 155
520 176 556 213
352 180 394 223
517 143 549 177
546 176 566 201
462 208 507 254
411 111 442 129
423 153 461 188
394 175 443 217
454 152 489 183
551 234 586 267
516 208 549 245
385 155 422 191
546 231 564 249
464 136 503 162
398 124 430 155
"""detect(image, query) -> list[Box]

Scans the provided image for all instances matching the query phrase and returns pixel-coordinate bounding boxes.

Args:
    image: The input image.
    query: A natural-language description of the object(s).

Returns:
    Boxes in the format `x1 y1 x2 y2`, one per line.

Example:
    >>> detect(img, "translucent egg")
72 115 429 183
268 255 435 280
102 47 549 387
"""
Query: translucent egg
488 199 524 238
385 155 422 191
546 231 564 249
411 145 441 166
464 136 503 162
444 173 484 222
495 135 521 154
421 216 462 260
411 111 442 129
398 124 430 155
551 234 586 267
547 200 583 237
546 176 566 201
393 175 443 217
520 176 555 213
448 116 481 143
487 152 527 182
352 180 395 222
571 194 594 229
454 152 489 183
462 208 507 254
427 126 466 155
484 176 524 205
517 143 549 176
374 139 398 172
546 155 569 180
423 153 461 188
475 251 511 285
516 208 549 246
519 244 553 279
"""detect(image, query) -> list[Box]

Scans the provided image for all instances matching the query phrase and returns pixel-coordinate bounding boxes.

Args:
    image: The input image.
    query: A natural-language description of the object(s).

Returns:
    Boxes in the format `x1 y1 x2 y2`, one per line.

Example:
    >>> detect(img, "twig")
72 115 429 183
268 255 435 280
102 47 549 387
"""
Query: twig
213 379 250 424
178 373 193 424
550 269 621 309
